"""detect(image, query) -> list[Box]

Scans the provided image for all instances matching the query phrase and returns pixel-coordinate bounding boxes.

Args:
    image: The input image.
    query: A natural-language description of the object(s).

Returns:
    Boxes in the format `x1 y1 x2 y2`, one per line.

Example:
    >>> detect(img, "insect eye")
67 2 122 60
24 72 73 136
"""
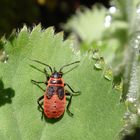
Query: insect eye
46 86 54 99
59 72 63 77
58 87 64 100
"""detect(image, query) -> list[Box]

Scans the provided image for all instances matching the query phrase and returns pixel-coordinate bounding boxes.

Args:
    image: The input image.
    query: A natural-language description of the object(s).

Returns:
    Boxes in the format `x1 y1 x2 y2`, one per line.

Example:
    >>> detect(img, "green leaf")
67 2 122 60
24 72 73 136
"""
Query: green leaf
63 3 129 67
63 5 107 44
0 25 125 140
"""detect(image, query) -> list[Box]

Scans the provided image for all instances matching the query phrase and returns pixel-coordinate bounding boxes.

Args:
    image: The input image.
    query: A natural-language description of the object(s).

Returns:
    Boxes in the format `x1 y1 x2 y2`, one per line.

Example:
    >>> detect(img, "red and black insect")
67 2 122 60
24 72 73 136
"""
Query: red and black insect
31 60 80 119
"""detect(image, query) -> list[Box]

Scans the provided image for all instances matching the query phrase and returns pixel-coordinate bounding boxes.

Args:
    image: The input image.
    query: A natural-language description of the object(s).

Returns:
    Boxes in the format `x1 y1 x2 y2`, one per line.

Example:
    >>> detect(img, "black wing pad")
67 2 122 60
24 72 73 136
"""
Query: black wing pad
46 86 64 100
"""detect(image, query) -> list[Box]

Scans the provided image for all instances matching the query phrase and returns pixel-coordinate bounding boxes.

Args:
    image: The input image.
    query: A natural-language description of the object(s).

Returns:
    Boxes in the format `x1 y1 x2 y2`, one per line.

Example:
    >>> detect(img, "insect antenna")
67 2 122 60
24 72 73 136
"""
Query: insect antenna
30 59 53 73
59 61 80 72
63 65 79 75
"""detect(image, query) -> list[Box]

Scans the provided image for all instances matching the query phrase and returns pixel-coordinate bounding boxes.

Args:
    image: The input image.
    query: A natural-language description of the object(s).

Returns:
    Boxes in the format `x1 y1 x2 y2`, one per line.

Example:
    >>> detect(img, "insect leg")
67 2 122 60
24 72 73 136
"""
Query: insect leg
30 64 50 81
30 65 45 74
64 83 81 95
44 68 50 81
65 90 73 117
37 95 44 111
31 79 48 85
31 80 46 92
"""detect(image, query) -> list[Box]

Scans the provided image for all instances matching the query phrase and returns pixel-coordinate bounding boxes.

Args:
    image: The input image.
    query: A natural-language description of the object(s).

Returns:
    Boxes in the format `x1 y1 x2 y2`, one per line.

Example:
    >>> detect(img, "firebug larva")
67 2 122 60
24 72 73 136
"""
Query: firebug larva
31 60 80 119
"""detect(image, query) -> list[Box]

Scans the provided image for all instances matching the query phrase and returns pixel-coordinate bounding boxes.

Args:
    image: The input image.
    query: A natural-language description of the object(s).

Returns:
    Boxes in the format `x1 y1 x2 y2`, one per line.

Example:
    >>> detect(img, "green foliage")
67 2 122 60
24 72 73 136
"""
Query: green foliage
120 1 140 135
63 5 107 44
63 3 129 67
0 25 125 140
1 0 140 139
63 0 140 138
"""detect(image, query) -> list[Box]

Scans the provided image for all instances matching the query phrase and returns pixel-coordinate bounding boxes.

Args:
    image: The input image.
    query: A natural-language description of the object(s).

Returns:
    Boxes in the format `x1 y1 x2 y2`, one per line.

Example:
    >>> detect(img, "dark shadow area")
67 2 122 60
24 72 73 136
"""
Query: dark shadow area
44 113 64 123
0 0 110 37
0 79 15 107
38 0 110 32
122 127 140 140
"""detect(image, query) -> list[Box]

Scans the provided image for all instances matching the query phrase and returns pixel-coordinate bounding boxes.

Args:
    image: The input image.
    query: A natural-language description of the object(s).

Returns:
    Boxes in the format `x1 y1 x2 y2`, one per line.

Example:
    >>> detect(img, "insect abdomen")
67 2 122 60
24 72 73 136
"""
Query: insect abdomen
44 94 66 118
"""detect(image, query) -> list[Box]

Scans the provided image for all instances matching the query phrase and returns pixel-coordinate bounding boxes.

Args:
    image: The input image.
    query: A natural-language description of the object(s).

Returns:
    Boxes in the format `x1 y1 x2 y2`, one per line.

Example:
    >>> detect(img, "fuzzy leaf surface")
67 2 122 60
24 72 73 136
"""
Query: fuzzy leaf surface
0 25 125 140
